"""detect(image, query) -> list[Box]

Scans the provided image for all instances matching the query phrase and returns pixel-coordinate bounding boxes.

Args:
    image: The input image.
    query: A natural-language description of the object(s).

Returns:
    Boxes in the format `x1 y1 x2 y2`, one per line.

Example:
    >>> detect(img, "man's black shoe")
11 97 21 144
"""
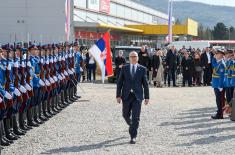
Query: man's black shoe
211 115 223 119
130 138 136 144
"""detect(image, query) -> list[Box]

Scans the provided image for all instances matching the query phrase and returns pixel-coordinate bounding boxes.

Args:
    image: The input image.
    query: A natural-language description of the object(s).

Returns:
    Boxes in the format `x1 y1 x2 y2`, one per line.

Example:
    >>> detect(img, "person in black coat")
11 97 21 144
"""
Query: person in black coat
181 51 194 87
200 47 213 86
115 50 126 81
138 46 150 80
165 46 180 87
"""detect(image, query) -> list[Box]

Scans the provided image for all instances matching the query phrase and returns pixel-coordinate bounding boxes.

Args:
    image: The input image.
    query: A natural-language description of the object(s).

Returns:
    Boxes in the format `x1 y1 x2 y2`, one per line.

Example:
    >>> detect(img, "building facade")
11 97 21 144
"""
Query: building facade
0 0 177 47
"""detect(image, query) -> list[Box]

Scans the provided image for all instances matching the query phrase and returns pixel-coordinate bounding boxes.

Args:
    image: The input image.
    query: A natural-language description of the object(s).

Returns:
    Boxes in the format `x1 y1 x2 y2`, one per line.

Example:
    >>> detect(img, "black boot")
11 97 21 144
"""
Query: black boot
4 118 18 141
1 138 11 146
33 106 43 125
0 120 11 146
27 108 39 127
42 100 50 118
19 112 29 131
38 102 47 121
13 114 25 136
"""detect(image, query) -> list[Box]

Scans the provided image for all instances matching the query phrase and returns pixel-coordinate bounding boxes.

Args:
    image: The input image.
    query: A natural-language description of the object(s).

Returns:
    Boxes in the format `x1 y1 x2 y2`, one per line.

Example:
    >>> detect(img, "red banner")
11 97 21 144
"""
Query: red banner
75 31 120 41
100 0 110 14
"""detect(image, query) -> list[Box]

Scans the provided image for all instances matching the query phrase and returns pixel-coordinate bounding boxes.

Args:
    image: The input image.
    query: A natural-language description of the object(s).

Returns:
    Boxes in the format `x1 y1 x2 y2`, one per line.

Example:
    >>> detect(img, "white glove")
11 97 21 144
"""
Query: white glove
59 56 62 61
69 53 72 58
4 92 12 100
219 88 223 92
50 58 53 63
23 54 26 60
7 64 11 70
39 79 45 86
14 62 19 68
49 77 55 83
25 83 32 91
68 69 73 75
54 58 57 62
53 76 58 82
40 59 44 64
72 68 75 73
80 67 83 72
19 85 27 93
64 71 69 76
45 80 50 86
21 62 26 67
58 74 63 80
62 57 65 61
46 60 49 65
14 88 21 96
27 62 31 67
61 73 65 79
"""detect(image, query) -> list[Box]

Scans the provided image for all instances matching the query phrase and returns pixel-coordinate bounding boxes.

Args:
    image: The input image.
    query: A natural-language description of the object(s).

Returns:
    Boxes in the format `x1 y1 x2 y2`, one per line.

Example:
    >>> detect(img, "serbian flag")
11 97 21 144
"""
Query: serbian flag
88 32 113 83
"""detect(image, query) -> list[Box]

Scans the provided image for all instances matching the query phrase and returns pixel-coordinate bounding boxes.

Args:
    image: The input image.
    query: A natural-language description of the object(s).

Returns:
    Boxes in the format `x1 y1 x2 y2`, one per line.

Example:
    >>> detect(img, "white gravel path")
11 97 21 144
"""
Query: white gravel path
2 83 235 155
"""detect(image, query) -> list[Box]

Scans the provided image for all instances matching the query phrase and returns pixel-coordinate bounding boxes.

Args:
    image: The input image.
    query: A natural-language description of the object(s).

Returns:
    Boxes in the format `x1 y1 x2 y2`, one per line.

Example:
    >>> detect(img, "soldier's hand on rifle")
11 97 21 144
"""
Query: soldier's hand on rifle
4 92 12 100
39 79 45 86
14 88 21 96
19 85 27 93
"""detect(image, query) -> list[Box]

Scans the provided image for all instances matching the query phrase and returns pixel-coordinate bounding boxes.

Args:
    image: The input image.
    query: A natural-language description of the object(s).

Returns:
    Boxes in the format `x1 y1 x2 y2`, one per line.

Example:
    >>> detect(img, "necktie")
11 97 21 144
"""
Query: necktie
132 65 135 78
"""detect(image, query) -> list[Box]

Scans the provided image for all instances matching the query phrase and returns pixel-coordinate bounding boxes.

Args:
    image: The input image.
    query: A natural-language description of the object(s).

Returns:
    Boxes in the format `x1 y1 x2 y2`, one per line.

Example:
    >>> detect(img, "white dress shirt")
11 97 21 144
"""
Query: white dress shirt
130 64 138 76
206 52 211 64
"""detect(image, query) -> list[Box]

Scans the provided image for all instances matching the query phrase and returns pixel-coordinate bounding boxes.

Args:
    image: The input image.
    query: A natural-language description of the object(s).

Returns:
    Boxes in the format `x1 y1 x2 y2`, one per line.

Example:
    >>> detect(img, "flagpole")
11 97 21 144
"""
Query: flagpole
168 0 173 43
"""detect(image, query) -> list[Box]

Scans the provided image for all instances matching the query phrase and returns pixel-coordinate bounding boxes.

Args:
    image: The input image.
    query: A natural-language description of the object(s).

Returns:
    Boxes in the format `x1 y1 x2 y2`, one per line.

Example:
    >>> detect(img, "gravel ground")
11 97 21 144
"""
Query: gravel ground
2 83 235 155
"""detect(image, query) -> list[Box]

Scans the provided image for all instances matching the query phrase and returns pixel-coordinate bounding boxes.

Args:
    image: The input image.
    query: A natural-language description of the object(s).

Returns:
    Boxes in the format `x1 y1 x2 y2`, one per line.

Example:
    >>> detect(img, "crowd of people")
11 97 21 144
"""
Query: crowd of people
0 42 82 151
115 45 219 88
115 45 235 120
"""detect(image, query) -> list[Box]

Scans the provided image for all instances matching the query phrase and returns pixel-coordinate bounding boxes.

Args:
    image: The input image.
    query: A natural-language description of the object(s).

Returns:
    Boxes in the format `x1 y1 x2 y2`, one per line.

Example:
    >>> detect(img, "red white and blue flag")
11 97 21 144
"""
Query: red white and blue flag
65 0 71 42
88 32 113 83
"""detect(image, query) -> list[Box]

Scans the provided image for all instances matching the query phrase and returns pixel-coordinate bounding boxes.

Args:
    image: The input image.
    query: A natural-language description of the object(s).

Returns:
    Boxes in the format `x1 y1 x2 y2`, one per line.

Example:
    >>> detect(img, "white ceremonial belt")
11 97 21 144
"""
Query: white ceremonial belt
130 89 134 93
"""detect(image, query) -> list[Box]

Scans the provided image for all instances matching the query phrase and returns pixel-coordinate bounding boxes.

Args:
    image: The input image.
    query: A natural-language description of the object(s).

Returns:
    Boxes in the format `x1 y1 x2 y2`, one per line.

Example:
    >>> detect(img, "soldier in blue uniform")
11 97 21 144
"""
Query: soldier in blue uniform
16 45 32 131
211 49 226 119
0 45 14 146
224 49 234 106
73 42 82 99
0 45 20 142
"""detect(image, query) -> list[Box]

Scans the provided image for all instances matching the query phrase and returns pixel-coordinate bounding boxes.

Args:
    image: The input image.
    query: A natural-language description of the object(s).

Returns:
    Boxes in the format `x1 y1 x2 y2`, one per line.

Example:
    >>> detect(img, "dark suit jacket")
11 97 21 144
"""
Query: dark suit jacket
200 52 213 68
165 50 180 69
116 64 149 101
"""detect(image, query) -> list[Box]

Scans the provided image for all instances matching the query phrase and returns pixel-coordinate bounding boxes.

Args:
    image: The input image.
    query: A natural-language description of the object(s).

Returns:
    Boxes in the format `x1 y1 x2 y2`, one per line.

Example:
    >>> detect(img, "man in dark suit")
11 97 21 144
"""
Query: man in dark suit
201 47 213 86
165 46 180 87
181 50 194 87
116 51 149 144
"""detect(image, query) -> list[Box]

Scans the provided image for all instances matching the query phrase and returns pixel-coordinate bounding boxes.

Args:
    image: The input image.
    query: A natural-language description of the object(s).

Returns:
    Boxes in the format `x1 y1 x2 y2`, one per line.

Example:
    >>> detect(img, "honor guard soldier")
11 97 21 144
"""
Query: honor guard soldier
211 49 226 119
224 49 234 106
0 45 19 142
73 42 82 99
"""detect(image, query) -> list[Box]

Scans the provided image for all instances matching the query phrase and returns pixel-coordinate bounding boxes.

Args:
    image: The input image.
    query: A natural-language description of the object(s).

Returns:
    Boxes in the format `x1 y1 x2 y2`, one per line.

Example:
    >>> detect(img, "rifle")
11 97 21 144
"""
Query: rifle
5 46 14 108
45 48 52 92
39 47 47 92
19 48 29 102
0 93 6 110
52 45 58 88
13 44 23 103
26 46 34 97
49 46 56 89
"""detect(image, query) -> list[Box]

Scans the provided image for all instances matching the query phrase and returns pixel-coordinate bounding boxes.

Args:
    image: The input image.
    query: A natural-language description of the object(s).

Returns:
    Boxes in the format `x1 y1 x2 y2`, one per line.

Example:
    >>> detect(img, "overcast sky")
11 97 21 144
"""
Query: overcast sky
175 0 235 7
